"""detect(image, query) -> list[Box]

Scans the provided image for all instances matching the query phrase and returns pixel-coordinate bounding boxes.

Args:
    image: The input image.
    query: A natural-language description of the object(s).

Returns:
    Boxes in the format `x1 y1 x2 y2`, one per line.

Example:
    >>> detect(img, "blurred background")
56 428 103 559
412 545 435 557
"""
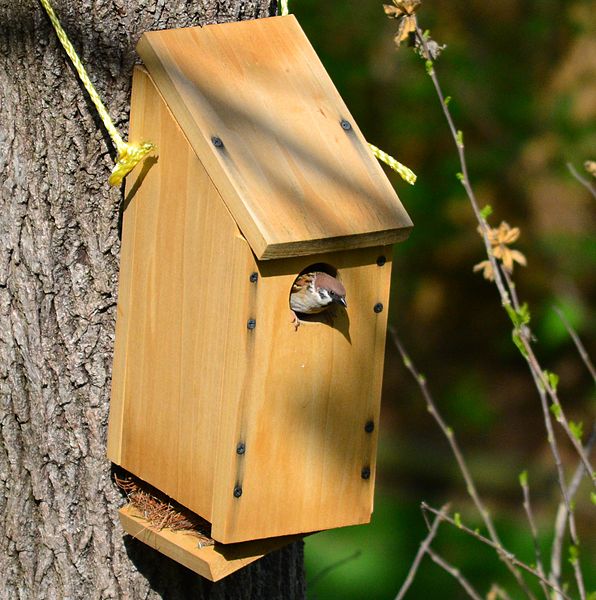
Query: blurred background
291 1 596 598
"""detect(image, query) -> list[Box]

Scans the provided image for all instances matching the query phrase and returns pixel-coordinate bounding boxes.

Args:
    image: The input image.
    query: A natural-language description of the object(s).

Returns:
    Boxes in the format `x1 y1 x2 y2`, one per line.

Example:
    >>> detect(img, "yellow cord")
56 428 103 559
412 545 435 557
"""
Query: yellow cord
369 143 416 185
38 0 155 186
280 0 289 16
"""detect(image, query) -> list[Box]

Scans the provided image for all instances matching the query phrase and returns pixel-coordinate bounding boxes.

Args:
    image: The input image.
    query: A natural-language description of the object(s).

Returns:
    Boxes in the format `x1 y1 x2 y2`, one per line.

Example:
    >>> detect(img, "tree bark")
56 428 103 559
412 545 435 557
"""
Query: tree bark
0 1 305 597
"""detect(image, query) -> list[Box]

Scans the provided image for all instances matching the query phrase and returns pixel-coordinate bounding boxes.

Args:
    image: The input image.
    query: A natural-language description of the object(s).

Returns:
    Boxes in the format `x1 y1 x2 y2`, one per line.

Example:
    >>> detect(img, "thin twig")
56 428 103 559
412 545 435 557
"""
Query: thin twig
553 306 596 384
426 548 483 600
391 330 536 599
519 473 550 599
421 503 572 600
567 162 596 200
550 425 596 600
394 504 449 600
487 584 514 600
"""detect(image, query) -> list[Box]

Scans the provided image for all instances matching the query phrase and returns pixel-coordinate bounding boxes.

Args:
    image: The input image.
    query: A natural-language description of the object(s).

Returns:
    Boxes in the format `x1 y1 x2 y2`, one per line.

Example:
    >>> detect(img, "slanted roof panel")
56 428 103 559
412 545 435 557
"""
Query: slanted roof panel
137 16 413 259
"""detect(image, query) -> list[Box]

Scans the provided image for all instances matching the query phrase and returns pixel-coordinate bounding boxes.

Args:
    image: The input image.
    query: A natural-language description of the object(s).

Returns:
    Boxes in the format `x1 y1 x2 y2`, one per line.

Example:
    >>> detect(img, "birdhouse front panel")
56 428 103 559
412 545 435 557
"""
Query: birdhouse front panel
210 247 393 543
109 15 412 547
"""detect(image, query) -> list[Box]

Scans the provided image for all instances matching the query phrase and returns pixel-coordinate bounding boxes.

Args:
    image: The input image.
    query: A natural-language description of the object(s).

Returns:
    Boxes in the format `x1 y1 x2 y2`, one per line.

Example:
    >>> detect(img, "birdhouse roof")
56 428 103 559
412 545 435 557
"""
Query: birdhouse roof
137 16 413 260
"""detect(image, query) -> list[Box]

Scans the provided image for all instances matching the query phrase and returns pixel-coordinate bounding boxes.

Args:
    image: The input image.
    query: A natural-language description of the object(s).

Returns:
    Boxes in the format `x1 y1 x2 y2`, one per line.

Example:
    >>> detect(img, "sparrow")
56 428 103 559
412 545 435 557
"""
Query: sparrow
290 271 347 329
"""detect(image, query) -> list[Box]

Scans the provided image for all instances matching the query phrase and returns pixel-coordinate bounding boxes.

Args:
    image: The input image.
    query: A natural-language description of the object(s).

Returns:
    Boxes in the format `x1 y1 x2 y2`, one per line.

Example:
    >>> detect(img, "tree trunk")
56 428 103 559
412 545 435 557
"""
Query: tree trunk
0 1 305 597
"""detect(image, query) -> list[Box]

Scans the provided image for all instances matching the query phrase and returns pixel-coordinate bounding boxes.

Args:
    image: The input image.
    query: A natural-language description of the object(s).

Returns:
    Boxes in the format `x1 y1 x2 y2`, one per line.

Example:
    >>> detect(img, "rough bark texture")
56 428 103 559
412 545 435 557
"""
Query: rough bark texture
0 1 305 598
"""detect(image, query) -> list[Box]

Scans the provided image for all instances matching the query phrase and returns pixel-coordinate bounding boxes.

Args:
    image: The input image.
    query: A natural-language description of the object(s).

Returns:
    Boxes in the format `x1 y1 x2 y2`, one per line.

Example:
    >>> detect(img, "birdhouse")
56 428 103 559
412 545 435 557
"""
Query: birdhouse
107 14 412 574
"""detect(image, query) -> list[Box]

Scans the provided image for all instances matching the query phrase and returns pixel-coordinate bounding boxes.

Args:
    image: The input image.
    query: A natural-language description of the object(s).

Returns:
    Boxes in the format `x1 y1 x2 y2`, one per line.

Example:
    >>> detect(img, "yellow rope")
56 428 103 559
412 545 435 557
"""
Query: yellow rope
369 143 417 185
38 0 155 186
280 0 289 16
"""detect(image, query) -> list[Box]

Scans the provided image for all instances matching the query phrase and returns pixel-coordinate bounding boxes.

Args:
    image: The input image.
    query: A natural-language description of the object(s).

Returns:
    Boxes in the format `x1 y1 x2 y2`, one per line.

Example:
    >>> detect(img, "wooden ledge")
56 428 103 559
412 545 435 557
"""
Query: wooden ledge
119 505 303 581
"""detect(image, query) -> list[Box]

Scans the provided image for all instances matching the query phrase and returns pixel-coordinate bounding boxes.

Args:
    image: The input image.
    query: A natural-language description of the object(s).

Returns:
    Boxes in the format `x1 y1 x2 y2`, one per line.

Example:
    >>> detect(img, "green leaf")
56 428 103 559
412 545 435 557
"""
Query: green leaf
444 96 452 106
590 492 596 506
480 204 493 219
518 470 528 487
456 130 464 147
456 172 464 182
569 420 583 442
425 60 434 75
568 545 579 566
585 592 596 600
546 371 559 392
512 331 529 358
454 512 462 528
518 303 531 326
549 403 562 420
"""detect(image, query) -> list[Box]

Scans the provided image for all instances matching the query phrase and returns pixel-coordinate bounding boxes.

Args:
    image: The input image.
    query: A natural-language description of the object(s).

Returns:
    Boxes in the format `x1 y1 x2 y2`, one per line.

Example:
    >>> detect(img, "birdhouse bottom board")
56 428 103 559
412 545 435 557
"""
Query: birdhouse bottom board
107 67 395 546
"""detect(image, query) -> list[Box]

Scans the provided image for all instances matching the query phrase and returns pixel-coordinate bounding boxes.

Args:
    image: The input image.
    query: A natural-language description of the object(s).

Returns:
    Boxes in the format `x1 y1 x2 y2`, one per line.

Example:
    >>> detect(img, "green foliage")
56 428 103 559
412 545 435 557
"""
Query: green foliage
569 420 583 442
511 330 529 359
518 470 528 487
454 512 462 528
549 402 562 420
591 492 596 506
480 204 493 219
456 129 464 147
545 370 560 392
568 545 579 566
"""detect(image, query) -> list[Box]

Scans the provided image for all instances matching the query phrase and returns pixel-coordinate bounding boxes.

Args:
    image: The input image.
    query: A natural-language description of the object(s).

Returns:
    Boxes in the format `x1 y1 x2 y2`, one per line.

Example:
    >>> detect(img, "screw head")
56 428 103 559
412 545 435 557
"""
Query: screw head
364 421 375 433
340 119 352 131
373 303 384 314
247 319 256 330
376 255 387 267
233 485 243 498
236 442 246 455
361 467 371 480
211 136 224 148
249 272 258 283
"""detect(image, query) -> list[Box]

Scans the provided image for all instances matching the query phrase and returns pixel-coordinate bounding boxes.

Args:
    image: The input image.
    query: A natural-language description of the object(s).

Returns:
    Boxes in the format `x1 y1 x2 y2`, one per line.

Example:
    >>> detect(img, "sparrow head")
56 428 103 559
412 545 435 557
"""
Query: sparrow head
312 272 347 308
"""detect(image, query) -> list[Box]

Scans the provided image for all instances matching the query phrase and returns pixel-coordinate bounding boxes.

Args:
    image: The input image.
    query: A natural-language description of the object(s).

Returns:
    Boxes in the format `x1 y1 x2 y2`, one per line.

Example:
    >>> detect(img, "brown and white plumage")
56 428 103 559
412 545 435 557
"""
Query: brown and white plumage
290 271 347 328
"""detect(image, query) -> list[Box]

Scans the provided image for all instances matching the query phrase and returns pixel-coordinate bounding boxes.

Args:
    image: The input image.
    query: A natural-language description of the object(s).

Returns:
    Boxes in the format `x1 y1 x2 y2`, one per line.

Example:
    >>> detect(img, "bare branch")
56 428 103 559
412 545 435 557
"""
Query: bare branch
421 503 572 600
550 425 596 600
567 162 596 200
395 504 448 600
553 306 596 384
391 330 535 599
518 472 550 599
426 548 483 600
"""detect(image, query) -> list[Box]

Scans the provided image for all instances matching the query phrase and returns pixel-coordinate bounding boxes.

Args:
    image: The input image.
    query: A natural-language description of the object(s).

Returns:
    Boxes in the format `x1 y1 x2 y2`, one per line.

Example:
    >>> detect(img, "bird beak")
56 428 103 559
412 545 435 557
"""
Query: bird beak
337 297 347 308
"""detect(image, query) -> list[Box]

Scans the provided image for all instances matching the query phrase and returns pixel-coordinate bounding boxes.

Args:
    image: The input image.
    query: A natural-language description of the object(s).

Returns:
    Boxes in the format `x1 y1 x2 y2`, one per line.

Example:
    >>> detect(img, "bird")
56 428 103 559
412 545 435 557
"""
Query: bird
290 271 347 329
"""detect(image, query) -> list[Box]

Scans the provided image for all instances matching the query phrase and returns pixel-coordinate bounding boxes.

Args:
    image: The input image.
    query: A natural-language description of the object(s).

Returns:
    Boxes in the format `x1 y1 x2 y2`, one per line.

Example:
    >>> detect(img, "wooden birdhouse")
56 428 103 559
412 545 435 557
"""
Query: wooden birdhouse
108 14 412 576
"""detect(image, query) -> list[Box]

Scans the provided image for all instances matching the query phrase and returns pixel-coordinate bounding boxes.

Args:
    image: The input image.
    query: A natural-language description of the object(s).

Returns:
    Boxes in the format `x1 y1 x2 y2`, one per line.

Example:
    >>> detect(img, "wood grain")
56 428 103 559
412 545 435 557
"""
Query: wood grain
136 15 412 260
109 68 394 545
119 505 302 582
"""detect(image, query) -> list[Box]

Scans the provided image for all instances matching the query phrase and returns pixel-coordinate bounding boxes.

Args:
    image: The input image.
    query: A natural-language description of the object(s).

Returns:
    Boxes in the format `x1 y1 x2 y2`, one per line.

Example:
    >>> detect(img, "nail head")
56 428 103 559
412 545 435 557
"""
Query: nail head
236 442 246 455
374 303 384 314
233 486 243 498
340 119 352 131
364 421 375 433
376 256 387 267
249 272 258 283
211 136 224 148
247 319 256 330
361 467 371 480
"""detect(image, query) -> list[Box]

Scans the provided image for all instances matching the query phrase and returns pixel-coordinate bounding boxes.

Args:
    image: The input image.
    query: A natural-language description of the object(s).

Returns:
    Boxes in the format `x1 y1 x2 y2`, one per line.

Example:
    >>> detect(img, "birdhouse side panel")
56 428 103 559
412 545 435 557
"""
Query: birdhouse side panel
211 247 393 543
108 68 256 522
